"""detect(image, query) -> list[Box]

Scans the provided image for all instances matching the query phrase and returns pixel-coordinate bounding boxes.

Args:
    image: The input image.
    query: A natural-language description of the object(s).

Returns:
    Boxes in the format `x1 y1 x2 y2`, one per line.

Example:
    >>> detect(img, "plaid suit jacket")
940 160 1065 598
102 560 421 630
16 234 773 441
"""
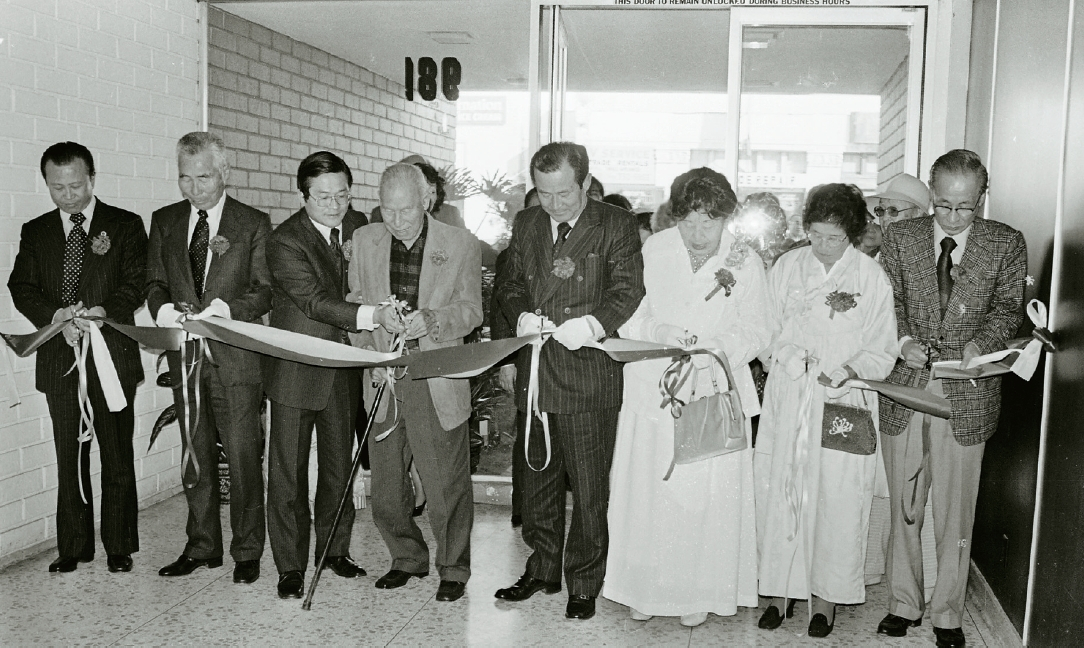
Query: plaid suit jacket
493 200 645 414
879 215 1027 445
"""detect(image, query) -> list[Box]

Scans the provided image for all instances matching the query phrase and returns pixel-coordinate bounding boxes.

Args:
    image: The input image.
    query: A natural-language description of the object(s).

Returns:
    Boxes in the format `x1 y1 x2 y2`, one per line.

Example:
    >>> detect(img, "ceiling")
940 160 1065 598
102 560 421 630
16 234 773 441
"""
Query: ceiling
215 1 912 95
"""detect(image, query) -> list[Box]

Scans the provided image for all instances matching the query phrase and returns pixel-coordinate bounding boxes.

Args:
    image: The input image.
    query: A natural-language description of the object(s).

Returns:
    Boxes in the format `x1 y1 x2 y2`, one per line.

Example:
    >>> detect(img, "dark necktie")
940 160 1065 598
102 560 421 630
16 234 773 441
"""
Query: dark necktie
62 213 87 305
937 236 957 318
329 227 348 342
554 221 572 254
189 209 210 301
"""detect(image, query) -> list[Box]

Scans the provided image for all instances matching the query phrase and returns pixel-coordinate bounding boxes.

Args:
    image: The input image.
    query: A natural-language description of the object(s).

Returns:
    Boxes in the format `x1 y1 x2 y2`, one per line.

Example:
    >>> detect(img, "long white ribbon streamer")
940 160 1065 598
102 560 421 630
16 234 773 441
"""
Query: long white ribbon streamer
1011 299 1049 381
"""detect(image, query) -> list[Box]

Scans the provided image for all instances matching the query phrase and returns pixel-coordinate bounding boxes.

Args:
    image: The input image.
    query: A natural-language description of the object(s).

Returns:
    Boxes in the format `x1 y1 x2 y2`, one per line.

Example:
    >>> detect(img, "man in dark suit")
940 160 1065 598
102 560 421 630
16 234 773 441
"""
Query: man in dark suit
264 151 368 599
877 150 1027 648
9 142 147 573
146 132 272 585
493 142 645 620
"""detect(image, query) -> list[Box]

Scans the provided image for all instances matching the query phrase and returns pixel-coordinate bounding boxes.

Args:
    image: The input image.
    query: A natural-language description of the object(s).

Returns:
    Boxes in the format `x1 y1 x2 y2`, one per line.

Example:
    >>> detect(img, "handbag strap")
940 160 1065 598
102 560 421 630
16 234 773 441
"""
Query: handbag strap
658 349 743 419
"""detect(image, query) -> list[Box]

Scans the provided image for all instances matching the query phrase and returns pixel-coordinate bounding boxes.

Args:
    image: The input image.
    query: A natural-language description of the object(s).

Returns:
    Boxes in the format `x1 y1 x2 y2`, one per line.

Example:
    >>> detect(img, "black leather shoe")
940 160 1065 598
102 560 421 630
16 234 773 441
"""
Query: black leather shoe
233 560 260 584
435 580 466 602
107 554 133 573
277 570 304 599
510 514 522 528
413 501 426 517
566 594 596 620
375 569 427 589
326 556 366 578
48 553 93 573
878 613 922 637
158 554 223 577
934 626 966 647
494 574 561 601
808 612 835 638
758 599 797 630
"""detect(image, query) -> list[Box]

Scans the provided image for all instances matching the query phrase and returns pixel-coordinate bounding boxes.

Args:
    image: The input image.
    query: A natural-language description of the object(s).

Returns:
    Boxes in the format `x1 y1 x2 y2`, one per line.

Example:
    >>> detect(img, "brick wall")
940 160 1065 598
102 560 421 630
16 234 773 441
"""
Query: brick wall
208 8 457 225
0 0 201 563
878 57 909 186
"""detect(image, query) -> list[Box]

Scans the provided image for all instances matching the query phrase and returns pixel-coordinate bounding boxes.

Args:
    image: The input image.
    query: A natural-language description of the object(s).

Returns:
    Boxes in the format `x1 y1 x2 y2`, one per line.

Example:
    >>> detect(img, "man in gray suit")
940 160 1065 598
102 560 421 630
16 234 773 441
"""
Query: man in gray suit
147 132 272 585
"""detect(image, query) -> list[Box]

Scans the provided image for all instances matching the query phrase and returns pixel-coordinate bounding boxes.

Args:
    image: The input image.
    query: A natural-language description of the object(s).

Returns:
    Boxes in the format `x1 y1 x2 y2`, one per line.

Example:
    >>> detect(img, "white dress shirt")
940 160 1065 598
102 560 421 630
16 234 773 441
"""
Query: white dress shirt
61 196 95 237
309 215 376 332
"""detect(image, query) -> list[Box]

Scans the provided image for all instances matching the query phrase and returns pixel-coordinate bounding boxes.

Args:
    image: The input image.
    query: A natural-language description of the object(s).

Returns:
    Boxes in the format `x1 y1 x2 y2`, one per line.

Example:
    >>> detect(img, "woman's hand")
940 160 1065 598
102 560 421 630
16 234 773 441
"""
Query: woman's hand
825 366 855 398
775 343 808 380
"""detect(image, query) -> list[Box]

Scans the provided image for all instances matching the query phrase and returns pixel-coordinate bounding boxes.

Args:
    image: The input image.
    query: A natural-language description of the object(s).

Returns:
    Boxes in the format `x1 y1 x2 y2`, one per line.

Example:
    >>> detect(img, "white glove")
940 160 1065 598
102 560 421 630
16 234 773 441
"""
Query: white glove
775 343 808 381
188 298 231 321
155 303 184 329
652 323 686 348
517 312 554 336
825 367 852 399
552 316 597 351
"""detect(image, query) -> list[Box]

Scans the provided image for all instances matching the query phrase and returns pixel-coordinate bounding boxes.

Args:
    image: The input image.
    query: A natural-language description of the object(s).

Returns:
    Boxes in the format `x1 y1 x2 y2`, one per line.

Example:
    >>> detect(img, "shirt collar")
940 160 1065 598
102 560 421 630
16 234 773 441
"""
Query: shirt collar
549 203 586 241
393 214 429 251
933 219 970 250
308 215 338 246
190 192 226 221
61 196 96 222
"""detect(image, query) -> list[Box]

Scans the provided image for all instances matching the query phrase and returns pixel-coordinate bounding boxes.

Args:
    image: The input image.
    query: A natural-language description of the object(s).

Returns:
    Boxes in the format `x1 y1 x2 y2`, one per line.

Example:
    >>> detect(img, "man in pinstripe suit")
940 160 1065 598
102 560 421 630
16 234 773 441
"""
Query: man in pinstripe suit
877 150 1026 648
493 142 645 620
9 142 147 573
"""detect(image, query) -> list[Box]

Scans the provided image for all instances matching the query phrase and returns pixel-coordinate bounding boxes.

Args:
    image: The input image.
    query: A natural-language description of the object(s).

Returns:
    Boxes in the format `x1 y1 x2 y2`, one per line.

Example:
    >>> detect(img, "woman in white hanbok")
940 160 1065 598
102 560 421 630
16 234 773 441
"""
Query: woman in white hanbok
754 184 898 638
604 169 771 627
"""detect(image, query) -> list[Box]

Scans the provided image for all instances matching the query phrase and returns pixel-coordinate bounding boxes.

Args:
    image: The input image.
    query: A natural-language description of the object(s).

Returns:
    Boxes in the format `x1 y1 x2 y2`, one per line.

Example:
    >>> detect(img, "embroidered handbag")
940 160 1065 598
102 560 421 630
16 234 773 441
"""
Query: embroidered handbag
821 391 876 455
659 350 747 480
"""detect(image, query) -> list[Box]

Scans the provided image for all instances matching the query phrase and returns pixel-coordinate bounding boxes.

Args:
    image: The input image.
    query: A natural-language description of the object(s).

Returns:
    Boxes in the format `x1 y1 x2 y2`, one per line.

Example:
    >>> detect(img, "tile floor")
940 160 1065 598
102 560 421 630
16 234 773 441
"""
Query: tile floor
0 495 990 646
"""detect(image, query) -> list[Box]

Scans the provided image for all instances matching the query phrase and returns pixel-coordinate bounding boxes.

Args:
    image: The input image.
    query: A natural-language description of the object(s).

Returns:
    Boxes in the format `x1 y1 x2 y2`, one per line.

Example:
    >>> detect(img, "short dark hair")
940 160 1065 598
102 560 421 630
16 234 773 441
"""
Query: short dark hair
530 142 589 187
930 148 989 194
636 211 653 233
297 151 353 199
670 167 738 221
589 176 604 197
602 193 632 211
413 161 445 212
802 183 868 244
524 187 539 208
40 141 95 179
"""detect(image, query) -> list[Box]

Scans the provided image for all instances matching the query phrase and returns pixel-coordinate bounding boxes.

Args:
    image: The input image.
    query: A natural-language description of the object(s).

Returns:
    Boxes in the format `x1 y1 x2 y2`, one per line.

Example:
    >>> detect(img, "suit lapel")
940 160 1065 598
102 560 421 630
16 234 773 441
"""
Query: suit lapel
77 203 112 296
912 218 943 328
42 210 67 299
299 211 344 295
204 198 239 300
536 205 599 307
367 225 392 302
167 204 200 305
419 217 439 308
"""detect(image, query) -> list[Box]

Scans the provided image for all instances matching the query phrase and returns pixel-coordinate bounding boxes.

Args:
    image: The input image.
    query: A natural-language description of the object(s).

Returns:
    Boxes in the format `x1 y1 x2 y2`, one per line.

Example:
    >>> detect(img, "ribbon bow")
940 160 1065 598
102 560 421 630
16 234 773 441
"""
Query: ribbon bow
372 296 410 442
1010 299 1056 381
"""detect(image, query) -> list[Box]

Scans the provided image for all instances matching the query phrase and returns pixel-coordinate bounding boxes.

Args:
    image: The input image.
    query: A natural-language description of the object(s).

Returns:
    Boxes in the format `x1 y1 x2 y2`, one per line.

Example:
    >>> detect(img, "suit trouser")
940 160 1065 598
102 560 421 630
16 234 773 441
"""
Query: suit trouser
267 368 359 574
370 376 473 582
520 407 618 597
171 360 265 562
882 379 985 629
45 381 138 558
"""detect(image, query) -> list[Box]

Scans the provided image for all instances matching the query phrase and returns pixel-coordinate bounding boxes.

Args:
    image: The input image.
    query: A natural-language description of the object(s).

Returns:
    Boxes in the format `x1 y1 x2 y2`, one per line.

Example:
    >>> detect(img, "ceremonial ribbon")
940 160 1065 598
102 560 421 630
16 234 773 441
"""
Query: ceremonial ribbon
523 321 555 472
176 336 210 490
1010 299 1054 381
0 343 19 407
372 333 406 443
784 364 817 542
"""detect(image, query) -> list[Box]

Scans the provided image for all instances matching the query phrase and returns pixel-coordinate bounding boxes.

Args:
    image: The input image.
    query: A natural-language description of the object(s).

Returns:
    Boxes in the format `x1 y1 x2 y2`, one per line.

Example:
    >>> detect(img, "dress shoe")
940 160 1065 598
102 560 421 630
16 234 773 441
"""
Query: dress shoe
758 599 797 630
107 554 133 573
510 514 523 528
681 612 708 627
566 594 596 620
326 556 366 578
233 560 260 584
375 569 427 589
158 554 223 577
277 571 304 599
934 626 966 647
435 580 466 602
494 574 561 601
878 613 922 637
48 553 93 573
412 501 426 517
808 612 835 638
630 608 652 621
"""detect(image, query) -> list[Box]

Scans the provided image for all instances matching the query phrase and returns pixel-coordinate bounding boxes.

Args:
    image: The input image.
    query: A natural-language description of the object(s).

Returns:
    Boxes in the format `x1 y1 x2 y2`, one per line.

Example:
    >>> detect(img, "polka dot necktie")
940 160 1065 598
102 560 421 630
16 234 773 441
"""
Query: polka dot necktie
189 209 210 300
61 213 87 305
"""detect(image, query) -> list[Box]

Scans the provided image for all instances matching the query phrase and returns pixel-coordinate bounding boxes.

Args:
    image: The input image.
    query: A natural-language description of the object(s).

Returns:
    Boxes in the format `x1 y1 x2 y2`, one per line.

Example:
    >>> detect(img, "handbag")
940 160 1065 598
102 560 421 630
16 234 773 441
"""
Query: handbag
821 389 876 455
659 350 747 480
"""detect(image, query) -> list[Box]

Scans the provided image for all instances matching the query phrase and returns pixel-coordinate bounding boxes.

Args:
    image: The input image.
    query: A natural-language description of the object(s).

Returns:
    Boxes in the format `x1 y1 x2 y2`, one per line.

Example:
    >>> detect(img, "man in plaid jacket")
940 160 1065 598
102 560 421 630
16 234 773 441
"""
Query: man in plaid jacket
877 149 1027 648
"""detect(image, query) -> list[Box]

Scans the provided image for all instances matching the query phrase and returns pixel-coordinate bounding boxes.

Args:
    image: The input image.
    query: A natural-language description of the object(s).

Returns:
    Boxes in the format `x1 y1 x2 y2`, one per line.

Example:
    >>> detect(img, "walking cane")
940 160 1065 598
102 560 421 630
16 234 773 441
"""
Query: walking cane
303 380 388 610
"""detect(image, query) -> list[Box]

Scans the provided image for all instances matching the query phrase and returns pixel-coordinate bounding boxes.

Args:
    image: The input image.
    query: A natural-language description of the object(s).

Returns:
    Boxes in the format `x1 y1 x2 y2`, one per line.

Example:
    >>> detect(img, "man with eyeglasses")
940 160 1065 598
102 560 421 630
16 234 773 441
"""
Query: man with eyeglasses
877 150 1026 648
263 151 369 599
860 174 931 259
148 132 272 585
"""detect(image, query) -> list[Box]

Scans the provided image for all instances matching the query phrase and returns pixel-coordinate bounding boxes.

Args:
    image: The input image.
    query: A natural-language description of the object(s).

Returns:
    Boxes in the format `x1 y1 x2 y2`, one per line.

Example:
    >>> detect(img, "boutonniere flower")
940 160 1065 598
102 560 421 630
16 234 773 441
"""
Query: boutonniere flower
949 265 971 283
430 249 448 266
705 268 737 301
826 290 861 319
724 240 749 269
209 235 230 255
552 256 576 280
90 232 110 255
341 239 353 262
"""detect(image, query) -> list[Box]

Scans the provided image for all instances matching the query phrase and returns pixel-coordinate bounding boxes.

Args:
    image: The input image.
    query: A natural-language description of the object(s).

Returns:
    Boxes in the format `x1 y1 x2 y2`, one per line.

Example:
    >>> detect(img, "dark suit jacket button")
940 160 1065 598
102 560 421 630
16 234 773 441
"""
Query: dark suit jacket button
563 307 571 314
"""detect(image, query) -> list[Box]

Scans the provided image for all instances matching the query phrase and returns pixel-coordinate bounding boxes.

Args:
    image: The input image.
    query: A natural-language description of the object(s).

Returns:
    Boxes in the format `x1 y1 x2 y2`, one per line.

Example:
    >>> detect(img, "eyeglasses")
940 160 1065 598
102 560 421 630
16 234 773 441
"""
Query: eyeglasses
932 205 977 218
807 231 849 245
874 205 917 219
310 192 351 207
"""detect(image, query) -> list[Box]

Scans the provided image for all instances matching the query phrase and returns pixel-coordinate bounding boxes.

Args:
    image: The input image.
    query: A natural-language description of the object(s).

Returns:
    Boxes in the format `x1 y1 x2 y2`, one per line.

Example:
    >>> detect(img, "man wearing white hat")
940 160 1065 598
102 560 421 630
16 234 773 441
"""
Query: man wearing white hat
874 173 931 233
